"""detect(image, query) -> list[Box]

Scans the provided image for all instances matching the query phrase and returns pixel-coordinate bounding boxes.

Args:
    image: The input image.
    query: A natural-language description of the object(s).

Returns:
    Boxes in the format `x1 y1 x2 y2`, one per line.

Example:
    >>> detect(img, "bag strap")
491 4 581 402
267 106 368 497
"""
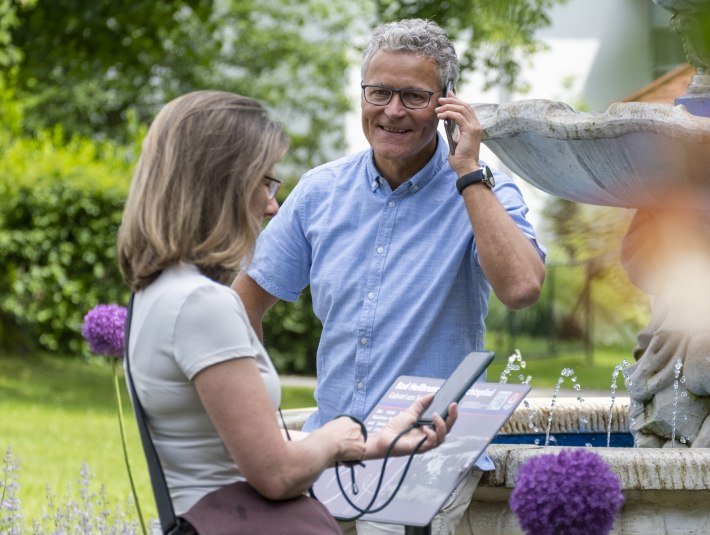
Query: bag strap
124 292 185 534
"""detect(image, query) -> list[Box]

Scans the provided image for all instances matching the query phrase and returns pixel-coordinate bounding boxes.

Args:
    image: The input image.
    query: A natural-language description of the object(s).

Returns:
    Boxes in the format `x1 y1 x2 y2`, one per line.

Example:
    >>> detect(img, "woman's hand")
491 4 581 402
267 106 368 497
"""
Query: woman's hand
365 394 457 459
311 416 367 463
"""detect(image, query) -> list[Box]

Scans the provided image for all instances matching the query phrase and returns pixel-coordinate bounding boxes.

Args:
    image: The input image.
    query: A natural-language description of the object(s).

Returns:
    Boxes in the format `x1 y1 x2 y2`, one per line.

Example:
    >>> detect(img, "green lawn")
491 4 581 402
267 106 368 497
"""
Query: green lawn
0 353 317 532
485 341 634 390
1 344 633 530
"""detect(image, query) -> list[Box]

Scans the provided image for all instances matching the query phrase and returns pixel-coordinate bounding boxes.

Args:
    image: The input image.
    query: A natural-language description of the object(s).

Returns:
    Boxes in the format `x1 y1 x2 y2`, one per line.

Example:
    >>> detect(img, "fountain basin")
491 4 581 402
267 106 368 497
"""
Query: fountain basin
282 397 710 534
473 100 710 209
466 443 710 535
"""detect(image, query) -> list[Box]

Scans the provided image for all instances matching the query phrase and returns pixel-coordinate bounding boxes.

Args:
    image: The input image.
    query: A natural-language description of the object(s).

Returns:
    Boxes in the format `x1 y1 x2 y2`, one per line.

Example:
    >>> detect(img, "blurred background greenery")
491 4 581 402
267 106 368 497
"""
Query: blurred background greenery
0 0 649 370
1 0 650 528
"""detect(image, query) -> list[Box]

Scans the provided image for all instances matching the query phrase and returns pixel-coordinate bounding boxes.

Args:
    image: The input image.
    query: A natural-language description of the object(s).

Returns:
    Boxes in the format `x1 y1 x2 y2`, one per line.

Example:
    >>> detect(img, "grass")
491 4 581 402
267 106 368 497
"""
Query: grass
0 352 317 531
1 353 155 530
1 342 633 530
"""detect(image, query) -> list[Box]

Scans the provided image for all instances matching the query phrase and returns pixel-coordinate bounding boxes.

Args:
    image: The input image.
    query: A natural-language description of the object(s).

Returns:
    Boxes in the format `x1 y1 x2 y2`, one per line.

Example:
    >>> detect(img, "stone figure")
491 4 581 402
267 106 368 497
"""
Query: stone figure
621 205 710 447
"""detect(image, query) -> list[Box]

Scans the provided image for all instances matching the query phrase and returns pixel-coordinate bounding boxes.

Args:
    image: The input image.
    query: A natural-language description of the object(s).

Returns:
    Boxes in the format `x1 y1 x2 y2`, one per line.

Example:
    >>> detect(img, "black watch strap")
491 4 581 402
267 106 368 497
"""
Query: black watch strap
456 166 494 194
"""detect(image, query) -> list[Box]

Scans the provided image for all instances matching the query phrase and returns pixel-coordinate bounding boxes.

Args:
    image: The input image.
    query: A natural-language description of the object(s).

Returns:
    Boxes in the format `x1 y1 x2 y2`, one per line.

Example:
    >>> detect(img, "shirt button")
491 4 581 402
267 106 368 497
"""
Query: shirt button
411 184 420 192
367 291 375 299
356 382 365 390
376 246 384 254
388 201 395 208
360 337 368 345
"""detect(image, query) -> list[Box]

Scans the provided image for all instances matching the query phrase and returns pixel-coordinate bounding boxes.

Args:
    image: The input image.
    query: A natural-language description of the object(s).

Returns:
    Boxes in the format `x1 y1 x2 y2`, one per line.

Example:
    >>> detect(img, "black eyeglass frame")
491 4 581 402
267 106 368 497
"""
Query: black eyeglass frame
360 82 443 110
263 175 282 199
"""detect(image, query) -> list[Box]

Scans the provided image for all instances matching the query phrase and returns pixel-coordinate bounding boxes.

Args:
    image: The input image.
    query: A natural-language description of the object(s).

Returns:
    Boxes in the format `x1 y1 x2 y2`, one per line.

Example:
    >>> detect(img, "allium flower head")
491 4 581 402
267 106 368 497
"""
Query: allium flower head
81 304 127 357
510 449 624 535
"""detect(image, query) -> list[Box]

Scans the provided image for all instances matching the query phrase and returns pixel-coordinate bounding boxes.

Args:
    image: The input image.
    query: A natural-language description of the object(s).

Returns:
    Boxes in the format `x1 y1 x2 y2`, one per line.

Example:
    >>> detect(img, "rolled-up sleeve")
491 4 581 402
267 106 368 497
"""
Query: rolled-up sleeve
247 178 313 302
471 165 546 265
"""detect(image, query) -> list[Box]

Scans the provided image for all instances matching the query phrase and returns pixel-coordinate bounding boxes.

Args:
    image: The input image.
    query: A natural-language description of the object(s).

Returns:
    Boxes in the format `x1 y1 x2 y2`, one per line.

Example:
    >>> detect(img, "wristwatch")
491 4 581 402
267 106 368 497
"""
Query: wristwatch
456 166 495 194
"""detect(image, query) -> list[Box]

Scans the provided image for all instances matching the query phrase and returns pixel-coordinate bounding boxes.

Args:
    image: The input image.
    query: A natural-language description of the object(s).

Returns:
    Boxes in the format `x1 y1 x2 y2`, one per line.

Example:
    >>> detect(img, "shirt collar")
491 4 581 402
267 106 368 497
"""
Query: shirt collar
365 133 448 193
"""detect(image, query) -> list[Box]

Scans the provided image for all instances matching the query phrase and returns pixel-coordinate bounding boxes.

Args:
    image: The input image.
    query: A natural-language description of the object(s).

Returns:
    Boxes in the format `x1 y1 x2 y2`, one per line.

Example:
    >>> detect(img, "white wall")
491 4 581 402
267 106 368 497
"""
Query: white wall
520 0 654 111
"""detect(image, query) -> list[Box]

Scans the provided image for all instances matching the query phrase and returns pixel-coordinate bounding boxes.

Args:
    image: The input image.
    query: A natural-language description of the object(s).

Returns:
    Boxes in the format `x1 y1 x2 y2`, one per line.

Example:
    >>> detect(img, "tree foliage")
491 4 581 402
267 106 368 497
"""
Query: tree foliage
541 198 650 345
5 0 355 170
373 0 567 90
5 0 568 154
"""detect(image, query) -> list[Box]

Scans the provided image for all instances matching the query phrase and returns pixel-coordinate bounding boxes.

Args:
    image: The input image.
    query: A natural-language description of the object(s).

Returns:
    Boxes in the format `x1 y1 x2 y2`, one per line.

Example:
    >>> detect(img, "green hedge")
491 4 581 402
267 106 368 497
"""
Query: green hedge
0 121 321 371
0 127 133 355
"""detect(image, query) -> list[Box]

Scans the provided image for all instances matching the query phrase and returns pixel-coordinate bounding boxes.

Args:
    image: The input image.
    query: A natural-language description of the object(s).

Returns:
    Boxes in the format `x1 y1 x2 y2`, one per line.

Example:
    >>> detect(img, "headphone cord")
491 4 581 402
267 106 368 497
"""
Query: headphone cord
279 408 429 513
333 423 428 520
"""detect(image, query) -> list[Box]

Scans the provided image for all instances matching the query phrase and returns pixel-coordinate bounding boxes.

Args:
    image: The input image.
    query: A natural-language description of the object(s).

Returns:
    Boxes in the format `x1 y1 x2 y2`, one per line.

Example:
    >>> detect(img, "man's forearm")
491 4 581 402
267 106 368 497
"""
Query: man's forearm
462 184 545 309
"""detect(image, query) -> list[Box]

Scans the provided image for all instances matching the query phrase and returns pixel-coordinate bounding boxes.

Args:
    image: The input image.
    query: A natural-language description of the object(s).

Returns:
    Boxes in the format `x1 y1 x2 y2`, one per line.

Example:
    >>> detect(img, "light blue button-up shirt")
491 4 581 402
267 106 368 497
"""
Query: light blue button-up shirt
248 135 544 469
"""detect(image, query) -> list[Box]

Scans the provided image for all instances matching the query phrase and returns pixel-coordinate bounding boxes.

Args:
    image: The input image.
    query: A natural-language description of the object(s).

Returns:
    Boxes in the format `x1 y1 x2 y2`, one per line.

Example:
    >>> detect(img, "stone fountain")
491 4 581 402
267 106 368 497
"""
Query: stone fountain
475 0 710 450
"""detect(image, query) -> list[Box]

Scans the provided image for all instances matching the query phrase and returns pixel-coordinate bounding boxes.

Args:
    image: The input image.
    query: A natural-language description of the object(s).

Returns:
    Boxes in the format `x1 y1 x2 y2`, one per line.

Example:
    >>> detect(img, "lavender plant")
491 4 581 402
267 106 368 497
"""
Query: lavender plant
1 446 23 535
1 447 139 534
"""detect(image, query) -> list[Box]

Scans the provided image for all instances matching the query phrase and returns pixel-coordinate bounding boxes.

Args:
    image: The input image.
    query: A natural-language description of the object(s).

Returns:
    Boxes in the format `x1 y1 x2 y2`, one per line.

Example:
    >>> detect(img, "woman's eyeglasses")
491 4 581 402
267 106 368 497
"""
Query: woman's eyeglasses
263 175 282 199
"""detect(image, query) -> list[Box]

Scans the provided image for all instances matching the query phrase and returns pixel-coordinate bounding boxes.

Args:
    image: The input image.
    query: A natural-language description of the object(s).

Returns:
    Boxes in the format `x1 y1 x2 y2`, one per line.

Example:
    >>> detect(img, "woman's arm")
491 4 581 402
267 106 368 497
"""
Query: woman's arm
194 357 365 500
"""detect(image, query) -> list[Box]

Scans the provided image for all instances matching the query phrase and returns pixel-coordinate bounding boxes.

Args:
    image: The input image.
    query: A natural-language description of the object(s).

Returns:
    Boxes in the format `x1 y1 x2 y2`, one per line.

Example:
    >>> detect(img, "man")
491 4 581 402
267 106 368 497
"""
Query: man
234 18 545 534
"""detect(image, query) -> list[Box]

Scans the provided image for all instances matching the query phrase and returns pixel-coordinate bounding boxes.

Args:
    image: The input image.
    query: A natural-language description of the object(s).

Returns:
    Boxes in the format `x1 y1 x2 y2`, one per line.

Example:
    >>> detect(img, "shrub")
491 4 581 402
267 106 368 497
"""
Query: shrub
0 105 320 370
0 126 133 355
264 292 322 375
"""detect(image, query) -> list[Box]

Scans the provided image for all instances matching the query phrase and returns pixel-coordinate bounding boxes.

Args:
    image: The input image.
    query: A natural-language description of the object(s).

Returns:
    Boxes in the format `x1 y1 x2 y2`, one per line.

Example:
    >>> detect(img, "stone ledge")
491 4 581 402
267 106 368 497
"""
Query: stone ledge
482 443 710 490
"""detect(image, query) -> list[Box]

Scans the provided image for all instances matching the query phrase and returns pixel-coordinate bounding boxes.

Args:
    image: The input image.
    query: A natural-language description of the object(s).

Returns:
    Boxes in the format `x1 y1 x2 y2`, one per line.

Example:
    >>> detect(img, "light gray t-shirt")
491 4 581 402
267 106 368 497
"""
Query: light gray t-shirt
127 263 281 514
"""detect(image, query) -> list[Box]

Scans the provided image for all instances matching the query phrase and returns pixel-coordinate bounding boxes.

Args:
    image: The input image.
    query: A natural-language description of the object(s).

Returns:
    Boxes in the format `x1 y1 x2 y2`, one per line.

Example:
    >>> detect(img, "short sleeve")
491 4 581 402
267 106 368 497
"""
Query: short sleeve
173 284 256 380
247 177 313 301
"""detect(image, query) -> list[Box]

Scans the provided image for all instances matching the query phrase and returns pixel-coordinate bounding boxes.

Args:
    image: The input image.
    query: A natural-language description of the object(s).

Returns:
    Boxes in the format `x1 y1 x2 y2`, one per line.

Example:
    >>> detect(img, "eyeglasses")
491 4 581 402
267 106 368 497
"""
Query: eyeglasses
263 175 282 199
361 83 441 110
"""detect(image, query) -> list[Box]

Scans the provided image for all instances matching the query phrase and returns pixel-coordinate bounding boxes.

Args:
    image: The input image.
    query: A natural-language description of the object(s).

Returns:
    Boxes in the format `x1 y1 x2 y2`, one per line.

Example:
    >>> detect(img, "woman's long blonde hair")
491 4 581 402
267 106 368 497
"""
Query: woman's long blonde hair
118 90 289 290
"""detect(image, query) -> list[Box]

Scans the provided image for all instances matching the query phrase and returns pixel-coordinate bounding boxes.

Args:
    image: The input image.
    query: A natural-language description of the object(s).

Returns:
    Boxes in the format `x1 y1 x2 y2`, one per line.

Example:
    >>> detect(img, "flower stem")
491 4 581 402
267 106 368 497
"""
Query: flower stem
113 360 147 535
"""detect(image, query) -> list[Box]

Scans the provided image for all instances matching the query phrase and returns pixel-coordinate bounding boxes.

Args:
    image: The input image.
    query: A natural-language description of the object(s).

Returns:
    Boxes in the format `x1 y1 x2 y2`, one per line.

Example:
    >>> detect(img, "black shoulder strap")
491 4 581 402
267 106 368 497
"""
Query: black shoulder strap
124 293 183 534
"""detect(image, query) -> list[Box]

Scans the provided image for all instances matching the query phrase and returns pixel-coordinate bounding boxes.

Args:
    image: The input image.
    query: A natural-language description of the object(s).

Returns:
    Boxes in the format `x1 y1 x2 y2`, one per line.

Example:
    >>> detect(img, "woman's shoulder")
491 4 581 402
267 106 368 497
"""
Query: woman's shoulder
148 264 243 315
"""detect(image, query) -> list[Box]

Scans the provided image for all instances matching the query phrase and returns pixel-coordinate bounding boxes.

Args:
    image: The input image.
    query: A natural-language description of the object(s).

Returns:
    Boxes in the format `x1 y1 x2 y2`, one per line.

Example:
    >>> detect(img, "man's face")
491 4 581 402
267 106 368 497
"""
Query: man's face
361 50 441 180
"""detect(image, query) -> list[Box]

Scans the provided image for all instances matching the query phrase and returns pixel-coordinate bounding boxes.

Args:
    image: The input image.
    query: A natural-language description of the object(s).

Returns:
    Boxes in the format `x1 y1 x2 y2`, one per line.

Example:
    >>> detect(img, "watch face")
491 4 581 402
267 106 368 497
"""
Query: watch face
483 166 495 188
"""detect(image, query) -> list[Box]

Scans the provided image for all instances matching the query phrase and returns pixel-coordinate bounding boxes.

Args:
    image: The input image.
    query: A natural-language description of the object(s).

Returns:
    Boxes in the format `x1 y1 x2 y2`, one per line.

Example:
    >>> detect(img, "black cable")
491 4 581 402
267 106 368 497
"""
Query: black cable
279 407 428 516
333 423 429 521
278 407 292 441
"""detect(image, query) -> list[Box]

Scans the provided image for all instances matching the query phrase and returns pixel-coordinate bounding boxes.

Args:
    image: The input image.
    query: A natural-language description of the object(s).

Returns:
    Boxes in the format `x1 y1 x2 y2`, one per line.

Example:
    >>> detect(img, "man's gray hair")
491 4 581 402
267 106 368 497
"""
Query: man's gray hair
361 19 459 88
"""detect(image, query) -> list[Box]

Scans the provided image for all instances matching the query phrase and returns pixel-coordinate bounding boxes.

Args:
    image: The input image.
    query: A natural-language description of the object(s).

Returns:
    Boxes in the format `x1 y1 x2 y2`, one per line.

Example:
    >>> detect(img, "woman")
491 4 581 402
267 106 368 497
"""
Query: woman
117 90 455 531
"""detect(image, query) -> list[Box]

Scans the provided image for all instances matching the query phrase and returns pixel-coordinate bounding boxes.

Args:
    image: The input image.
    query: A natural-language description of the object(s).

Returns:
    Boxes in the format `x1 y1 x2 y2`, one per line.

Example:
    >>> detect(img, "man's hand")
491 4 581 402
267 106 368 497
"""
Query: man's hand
435 90 484 177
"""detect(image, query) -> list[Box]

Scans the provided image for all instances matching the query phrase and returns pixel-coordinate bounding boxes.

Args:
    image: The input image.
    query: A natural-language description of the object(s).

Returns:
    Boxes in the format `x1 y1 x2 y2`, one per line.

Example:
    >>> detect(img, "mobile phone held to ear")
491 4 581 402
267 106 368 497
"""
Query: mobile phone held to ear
417 351 495 426
443 79 457 155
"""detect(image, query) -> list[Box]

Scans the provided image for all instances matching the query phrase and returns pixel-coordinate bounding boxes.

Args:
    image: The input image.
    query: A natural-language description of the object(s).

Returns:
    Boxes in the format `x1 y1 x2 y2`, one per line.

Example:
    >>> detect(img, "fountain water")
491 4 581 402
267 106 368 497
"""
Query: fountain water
607 360 629 447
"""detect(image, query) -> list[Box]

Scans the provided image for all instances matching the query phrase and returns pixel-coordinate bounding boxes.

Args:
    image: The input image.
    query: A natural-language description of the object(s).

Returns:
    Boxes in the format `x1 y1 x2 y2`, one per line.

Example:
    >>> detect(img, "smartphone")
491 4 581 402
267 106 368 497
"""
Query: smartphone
417 351 495 426
443 79 457 155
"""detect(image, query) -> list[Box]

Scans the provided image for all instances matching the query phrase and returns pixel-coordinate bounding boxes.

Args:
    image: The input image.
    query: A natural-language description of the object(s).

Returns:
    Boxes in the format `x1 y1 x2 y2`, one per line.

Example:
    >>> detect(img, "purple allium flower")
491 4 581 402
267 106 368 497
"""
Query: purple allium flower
509 449 624 535
81 304 127 357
